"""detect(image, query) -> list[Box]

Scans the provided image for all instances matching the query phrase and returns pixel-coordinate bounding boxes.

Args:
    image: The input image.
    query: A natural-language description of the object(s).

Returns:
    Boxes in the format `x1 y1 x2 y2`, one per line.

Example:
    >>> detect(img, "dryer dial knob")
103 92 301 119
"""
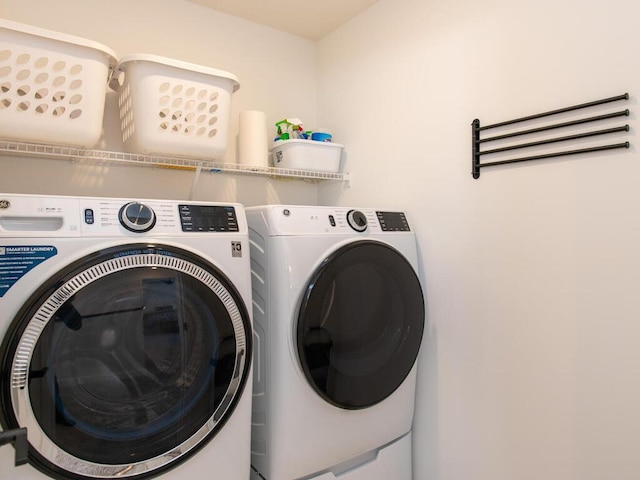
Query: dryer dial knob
346 209 368 232
119 202 156 233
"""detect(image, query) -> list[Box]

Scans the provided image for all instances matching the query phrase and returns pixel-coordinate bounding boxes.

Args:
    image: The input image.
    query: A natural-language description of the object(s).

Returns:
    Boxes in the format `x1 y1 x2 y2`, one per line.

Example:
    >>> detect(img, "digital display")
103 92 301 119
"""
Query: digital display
376 211 410 231
179 205 239 232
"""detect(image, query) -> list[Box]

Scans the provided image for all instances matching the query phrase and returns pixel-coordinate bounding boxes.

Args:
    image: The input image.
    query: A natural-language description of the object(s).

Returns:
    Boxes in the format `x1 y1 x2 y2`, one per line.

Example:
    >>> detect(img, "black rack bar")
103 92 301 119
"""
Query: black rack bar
479 142 630 169
478 110 630 144
471 93 630 179
480 125 630 156
479 93 629 130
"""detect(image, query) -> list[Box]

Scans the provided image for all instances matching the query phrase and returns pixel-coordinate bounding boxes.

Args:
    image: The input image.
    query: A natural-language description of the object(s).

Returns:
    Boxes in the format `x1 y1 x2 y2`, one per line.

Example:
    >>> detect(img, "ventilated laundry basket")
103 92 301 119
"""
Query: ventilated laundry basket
0 19 117 148
114 54 240 160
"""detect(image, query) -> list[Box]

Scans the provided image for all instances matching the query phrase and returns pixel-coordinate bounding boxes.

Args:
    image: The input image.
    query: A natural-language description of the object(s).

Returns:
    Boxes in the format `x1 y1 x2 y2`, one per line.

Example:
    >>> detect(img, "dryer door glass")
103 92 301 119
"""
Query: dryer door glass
0 244 251 479
297 240 424 409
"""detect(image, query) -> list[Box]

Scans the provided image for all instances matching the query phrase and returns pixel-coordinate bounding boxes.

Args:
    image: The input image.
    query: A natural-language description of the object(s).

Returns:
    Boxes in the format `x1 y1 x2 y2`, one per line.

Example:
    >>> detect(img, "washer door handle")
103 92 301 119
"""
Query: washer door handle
0 427 28 466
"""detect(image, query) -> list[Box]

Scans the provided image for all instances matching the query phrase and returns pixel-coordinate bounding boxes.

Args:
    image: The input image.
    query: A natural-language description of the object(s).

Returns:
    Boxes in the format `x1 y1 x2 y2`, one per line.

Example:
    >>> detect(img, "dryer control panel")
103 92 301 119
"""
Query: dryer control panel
375 211 411 232
260 205 411 235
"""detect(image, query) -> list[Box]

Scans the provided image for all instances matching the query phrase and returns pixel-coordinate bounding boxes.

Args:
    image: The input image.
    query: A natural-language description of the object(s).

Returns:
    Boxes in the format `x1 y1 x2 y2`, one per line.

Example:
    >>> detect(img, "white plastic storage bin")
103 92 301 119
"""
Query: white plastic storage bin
115 54 240 160
271 139 343 172
0 19 117 148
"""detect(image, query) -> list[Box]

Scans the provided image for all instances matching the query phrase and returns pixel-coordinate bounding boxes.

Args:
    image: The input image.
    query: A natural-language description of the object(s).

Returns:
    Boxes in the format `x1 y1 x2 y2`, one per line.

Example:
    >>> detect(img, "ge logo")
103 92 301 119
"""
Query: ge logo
0 199 10 209
231 241 242 258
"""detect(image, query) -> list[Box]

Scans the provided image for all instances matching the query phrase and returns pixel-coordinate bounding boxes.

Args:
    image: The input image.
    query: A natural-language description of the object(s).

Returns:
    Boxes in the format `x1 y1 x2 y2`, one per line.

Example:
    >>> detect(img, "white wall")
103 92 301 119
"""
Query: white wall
0 0 325 205
318 0 640 479
4 1 640 479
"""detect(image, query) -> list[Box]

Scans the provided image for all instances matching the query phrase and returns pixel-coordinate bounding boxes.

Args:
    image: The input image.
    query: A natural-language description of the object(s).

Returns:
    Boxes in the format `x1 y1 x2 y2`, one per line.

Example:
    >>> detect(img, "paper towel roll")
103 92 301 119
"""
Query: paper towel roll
238 110 268 167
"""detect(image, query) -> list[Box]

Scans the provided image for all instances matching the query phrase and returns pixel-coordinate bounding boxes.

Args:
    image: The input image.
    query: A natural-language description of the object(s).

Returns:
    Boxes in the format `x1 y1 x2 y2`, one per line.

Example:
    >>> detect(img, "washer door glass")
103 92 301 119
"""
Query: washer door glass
297 240 424 410
0 244 251 479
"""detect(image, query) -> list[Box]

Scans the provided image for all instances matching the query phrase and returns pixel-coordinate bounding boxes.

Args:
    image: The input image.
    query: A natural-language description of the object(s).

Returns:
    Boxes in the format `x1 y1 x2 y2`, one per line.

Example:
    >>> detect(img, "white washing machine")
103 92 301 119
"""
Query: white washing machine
0 194 253 480
247 205 425 480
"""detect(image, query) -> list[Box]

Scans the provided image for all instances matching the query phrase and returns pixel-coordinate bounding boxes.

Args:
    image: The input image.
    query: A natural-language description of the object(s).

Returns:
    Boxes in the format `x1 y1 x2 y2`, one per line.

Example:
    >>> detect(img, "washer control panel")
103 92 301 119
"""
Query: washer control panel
0 195 245 237
80 199 241 235
179 204 239 232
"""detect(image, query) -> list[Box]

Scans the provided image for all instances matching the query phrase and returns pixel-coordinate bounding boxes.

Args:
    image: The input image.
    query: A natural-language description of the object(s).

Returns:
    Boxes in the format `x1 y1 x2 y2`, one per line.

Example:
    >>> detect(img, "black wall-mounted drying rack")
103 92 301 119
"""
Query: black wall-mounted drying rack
472 93 631 179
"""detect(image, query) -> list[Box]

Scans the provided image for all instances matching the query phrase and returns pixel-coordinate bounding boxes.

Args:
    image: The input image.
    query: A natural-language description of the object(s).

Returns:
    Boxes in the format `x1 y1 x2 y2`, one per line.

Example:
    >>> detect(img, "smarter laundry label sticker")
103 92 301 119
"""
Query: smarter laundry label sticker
0 246 57 297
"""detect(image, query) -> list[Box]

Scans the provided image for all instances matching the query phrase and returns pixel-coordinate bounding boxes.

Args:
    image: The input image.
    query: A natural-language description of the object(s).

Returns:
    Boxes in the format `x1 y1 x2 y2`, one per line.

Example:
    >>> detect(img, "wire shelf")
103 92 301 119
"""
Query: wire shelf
0 140 350 183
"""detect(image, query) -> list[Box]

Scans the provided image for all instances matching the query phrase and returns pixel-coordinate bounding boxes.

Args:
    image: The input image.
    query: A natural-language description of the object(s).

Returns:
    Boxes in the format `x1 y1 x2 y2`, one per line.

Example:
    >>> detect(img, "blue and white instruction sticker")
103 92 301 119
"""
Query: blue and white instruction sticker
0 246 58 297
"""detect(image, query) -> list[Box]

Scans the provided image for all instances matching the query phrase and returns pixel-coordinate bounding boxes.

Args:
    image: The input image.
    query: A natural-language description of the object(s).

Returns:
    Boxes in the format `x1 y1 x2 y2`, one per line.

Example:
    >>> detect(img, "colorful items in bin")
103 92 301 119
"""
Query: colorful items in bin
311 132 332 142
275 118 332 143
275 118 304 140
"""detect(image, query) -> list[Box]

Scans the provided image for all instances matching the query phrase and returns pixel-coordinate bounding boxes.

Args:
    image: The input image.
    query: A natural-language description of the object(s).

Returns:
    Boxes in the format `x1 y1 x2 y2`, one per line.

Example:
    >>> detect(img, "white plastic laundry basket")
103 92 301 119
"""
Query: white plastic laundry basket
0 19 117 148
115 54 240 160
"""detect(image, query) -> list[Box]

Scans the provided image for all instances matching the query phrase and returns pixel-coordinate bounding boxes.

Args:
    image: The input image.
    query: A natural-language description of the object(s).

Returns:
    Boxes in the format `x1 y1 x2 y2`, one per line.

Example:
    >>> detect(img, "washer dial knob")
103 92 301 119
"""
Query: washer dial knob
119 202 156 232
346 209 368 232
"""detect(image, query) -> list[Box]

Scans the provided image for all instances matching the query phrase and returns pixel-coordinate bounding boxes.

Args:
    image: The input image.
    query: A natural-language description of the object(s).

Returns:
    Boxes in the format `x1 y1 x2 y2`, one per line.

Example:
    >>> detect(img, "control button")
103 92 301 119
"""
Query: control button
328 214 336 227
119 202 156 233
346 210 368 232
84 208 94 225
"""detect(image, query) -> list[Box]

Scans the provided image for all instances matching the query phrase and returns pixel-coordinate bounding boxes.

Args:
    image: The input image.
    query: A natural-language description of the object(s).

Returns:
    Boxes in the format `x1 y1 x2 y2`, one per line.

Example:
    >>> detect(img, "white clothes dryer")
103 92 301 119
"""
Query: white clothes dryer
247 205 425 480
0 194 253 480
